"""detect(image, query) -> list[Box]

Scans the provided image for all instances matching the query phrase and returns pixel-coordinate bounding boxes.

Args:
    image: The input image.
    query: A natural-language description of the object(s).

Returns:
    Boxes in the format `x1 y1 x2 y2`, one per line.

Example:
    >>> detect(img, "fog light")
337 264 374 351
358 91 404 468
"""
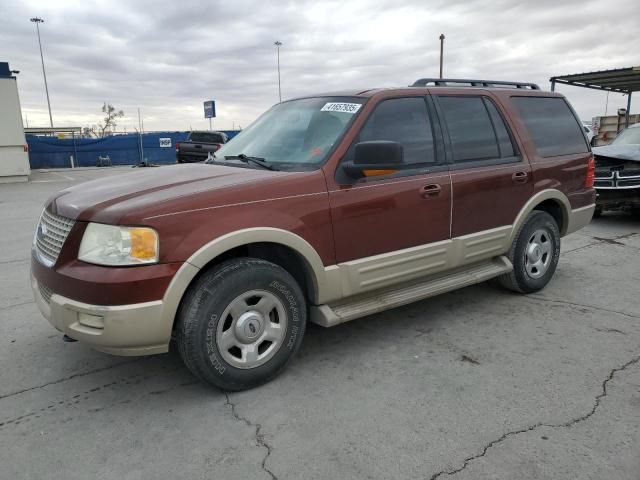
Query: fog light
78 312 104 329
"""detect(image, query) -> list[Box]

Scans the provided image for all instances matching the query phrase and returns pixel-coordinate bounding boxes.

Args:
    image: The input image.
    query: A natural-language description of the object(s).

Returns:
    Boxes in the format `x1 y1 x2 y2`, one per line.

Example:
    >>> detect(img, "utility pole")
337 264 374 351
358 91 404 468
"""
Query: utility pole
439 34 445 79
30 17 53 127
274 41 283 103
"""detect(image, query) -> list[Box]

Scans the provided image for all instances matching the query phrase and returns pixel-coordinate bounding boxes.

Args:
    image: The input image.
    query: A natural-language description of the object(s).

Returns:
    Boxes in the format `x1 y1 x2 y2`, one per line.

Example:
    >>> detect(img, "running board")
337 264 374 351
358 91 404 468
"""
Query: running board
310 256 512 327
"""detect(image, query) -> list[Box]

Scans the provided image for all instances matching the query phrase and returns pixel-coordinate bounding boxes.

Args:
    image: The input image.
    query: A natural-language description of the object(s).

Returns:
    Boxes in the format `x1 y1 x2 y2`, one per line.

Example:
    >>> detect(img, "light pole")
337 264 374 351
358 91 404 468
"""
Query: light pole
439 34 445 79
30 17 53 128
274 41 282 103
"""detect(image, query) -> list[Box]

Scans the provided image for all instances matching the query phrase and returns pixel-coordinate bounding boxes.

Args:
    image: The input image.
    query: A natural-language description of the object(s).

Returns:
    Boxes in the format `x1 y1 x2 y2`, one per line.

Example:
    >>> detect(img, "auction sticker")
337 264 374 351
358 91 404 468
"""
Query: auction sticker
321 102 362 114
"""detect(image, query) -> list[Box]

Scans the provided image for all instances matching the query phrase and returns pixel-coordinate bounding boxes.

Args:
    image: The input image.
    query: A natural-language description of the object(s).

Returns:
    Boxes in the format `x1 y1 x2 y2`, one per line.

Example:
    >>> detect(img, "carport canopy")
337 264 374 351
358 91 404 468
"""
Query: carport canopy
550 66 640 127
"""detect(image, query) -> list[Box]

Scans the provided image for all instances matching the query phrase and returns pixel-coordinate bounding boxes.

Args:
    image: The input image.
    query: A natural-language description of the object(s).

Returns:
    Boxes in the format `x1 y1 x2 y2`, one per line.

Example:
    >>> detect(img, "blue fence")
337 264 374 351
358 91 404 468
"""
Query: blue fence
26 130 240 169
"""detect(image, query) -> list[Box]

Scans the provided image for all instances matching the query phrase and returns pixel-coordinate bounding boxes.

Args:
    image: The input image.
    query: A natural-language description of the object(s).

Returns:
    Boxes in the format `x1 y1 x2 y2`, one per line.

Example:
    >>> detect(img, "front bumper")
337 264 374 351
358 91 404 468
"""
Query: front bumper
32 273 169 356
594 188 640 208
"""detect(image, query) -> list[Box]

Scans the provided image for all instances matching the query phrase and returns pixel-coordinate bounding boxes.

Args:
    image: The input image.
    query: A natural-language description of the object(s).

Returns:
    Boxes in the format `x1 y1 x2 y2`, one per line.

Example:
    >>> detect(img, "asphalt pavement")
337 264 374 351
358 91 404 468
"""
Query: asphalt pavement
1 168 639 479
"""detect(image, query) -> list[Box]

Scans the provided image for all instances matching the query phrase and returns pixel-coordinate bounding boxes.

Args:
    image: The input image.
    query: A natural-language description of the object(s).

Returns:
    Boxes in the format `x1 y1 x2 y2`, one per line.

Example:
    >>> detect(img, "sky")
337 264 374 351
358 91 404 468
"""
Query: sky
1 0 638 132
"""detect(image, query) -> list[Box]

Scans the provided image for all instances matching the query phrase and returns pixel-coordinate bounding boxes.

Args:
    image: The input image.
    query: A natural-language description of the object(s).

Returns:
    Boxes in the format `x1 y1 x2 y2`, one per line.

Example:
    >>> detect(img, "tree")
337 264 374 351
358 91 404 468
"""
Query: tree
82 125 97 138
98 103 124 137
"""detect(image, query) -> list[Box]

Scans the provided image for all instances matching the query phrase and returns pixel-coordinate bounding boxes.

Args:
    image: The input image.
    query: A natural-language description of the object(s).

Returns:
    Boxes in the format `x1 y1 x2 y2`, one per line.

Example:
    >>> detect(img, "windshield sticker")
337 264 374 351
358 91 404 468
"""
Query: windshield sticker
320 102 362 114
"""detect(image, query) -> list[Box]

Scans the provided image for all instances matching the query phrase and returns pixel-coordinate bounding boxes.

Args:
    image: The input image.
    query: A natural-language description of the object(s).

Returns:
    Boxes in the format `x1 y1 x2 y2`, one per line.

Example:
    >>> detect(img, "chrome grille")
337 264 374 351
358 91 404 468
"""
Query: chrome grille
38 282 53 304
594 170 640 190
35 209 75 267
619 168 640 178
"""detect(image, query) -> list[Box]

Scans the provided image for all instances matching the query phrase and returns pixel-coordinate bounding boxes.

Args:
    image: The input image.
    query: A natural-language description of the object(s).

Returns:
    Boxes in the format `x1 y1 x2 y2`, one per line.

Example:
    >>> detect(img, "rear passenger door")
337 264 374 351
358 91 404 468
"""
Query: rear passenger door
433 94 532 238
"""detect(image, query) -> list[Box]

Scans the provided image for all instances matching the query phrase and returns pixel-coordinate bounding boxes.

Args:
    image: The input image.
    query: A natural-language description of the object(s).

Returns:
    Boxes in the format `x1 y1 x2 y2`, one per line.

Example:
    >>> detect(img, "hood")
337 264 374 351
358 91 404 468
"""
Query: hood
50 163 288 223
592 144 640 162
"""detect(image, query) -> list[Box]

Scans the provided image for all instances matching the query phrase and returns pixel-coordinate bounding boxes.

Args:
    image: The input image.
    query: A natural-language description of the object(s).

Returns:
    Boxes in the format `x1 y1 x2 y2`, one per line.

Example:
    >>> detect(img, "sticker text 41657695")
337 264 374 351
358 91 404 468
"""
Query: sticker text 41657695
320 102 362 114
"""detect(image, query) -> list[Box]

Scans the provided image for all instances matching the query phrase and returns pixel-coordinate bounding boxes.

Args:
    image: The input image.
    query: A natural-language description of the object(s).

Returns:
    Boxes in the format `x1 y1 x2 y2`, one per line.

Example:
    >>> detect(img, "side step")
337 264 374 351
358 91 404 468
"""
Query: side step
310 256 512 327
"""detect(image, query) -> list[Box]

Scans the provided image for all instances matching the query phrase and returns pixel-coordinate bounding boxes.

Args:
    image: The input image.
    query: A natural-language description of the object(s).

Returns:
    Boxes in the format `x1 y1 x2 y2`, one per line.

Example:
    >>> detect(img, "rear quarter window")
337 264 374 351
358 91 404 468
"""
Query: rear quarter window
512 96 588 157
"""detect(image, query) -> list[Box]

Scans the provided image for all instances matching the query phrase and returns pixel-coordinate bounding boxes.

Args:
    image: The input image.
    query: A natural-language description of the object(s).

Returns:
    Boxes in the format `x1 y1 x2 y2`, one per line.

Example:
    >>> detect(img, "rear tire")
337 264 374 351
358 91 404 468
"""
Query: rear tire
498 211 561 293
177 258 307 391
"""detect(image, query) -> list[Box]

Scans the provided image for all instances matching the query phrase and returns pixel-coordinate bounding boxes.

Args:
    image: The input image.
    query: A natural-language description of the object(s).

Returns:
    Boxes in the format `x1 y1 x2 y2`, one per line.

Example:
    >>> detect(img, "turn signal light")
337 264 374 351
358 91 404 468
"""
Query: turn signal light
130 228 159 261
363 169 398 177
585 155 595 188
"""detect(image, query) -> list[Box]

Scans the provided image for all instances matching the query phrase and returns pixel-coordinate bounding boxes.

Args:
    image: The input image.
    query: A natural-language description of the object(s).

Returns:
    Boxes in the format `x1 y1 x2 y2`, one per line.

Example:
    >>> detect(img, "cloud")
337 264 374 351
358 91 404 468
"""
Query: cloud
2 0 638 131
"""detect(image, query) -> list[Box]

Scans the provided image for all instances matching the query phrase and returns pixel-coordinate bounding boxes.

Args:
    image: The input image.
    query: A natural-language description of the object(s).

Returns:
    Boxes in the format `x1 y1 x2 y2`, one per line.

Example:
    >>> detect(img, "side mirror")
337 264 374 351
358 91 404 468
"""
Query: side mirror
343 141 404 178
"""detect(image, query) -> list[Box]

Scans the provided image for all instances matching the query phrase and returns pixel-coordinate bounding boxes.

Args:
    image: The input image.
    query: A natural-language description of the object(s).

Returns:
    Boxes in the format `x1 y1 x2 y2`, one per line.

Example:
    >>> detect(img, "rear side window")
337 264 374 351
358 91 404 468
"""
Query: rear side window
484 99 516 158
358 97 436 165
512 97 588 157
438 96 516 163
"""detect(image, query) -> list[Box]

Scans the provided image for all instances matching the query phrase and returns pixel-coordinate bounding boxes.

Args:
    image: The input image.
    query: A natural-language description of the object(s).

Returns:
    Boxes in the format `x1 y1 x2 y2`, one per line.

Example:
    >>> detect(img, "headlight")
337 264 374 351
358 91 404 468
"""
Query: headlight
78 223 159 266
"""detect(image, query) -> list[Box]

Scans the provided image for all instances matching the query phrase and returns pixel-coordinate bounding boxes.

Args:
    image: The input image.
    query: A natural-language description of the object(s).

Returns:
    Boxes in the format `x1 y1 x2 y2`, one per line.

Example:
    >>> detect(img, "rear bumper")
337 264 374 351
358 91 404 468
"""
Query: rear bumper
32 272 168 356
566 204 596 235
177 152 208 163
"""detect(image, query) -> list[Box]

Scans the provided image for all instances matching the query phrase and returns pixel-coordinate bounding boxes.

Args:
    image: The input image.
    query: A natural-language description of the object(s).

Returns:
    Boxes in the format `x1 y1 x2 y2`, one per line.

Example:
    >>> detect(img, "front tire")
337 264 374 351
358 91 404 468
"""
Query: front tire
498 211 561 293
177 258 307 391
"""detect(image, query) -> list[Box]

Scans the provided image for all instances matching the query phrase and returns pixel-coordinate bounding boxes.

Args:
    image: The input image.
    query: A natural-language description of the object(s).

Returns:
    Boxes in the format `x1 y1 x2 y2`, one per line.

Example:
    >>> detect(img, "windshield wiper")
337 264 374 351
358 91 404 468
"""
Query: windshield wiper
225 154 277 171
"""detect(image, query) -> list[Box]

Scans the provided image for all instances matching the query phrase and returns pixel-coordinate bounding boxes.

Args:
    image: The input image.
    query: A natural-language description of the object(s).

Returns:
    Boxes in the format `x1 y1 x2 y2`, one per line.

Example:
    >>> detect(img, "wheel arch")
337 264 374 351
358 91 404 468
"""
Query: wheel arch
158 228 335 341
510 189 571 244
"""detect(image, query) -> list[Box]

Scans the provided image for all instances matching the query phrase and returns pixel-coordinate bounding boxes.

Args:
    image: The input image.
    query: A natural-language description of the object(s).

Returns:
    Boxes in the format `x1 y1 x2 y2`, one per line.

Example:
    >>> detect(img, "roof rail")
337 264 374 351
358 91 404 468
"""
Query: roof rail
411 78 540 90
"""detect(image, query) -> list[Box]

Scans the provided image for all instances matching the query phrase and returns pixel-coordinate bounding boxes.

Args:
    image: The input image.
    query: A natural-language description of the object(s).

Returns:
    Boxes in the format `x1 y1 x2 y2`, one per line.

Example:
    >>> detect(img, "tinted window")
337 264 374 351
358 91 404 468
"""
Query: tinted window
190 132 226 143
358 97 436 165
512 97 588 157
484 98 516 158
438 96 499 162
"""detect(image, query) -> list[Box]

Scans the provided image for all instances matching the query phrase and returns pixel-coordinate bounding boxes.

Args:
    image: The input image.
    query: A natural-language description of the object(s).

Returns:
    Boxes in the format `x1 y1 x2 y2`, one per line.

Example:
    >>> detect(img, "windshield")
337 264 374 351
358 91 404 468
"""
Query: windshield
612 126 640 146
213 97 365 169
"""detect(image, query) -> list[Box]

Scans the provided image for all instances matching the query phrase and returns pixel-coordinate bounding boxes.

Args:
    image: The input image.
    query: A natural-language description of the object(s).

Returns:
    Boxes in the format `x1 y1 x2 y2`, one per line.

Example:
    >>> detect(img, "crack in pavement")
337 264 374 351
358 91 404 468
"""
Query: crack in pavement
0 358 144 400
225 392 277 480
1 299 35 311
526 295 640 320
429 354 640 480
563 232 638 255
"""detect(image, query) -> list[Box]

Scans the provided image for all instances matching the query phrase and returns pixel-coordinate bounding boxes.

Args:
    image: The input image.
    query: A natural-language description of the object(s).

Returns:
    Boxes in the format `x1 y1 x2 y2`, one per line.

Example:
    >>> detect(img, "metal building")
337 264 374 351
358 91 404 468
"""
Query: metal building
0 62 30 183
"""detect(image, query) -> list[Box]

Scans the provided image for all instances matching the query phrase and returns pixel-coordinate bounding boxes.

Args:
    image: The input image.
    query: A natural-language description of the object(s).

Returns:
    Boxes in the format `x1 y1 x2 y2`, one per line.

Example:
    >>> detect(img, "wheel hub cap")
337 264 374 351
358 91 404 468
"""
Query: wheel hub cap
235 311 264 343
215 289 288 370
525 228 552 279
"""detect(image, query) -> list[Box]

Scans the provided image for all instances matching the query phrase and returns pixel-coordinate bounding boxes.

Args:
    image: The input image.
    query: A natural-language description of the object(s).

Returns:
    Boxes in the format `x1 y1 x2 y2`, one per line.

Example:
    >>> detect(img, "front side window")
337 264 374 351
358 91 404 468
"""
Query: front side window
512 96 588 157
357 97 437 165
438 96 504 163
213 97 365 170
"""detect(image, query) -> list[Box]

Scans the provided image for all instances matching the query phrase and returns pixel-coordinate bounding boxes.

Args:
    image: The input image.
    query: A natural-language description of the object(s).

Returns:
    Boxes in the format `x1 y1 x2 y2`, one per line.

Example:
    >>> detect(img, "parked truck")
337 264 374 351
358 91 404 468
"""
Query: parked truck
175 130 229 163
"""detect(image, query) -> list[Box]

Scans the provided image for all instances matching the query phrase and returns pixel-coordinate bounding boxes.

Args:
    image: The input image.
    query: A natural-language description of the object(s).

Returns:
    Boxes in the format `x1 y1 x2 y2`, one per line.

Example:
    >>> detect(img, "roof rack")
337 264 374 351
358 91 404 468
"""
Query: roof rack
411 78 540 90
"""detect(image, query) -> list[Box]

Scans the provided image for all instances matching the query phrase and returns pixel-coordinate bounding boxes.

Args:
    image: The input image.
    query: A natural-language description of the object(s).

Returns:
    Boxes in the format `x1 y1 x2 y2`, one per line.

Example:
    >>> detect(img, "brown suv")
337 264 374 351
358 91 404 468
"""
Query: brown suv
31 78 596 390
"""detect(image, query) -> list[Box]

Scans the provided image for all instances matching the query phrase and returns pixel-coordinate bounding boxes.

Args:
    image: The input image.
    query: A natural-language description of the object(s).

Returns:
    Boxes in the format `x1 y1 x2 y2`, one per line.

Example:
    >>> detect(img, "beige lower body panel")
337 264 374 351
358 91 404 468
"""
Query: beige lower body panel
565 204 595 235
32 273 169 356
334 225 512 300
311 256 513 327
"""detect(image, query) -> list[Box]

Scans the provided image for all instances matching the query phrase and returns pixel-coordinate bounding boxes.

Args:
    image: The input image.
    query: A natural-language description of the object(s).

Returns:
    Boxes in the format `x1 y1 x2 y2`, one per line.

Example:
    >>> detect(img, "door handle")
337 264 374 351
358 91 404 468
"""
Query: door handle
420 184 441 198
512 171 529 183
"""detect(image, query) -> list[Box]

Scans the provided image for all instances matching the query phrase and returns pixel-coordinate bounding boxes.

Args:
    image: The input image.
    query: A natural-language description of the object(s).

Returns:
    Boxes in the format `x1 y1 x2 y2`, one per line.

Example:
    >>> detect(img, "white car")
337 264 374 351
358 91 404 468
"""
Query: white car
582 122 595 145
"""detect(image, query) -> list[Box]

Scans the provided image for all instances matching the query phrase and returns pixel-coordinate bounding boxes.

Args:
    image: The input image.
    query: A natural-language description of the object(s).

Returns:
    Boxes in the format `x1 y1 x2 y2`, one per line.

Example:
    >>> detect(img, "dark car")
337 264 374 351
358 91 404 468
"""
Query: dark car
593 122 640 216
176 130 228 163
32 78 595 391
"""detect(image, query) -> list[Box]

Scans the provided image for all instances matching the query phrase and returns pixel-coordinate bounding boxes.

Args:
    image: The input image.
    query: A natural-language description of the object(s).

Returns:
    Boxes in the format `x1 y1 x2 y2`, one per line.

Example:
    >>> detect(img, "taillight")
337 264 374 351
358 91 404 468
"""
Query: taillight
585 155 595 188
23 144 29 153
175 142 180 152
213 144 221 151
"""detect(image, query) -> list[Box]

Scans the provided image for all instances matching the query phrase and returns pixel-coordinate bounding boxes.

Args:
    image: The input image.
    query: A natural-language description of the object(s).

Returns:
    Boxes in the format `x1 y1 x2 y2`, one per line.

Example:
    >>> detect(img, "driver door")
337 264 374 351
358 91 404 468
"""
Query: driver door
327 96 452 295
